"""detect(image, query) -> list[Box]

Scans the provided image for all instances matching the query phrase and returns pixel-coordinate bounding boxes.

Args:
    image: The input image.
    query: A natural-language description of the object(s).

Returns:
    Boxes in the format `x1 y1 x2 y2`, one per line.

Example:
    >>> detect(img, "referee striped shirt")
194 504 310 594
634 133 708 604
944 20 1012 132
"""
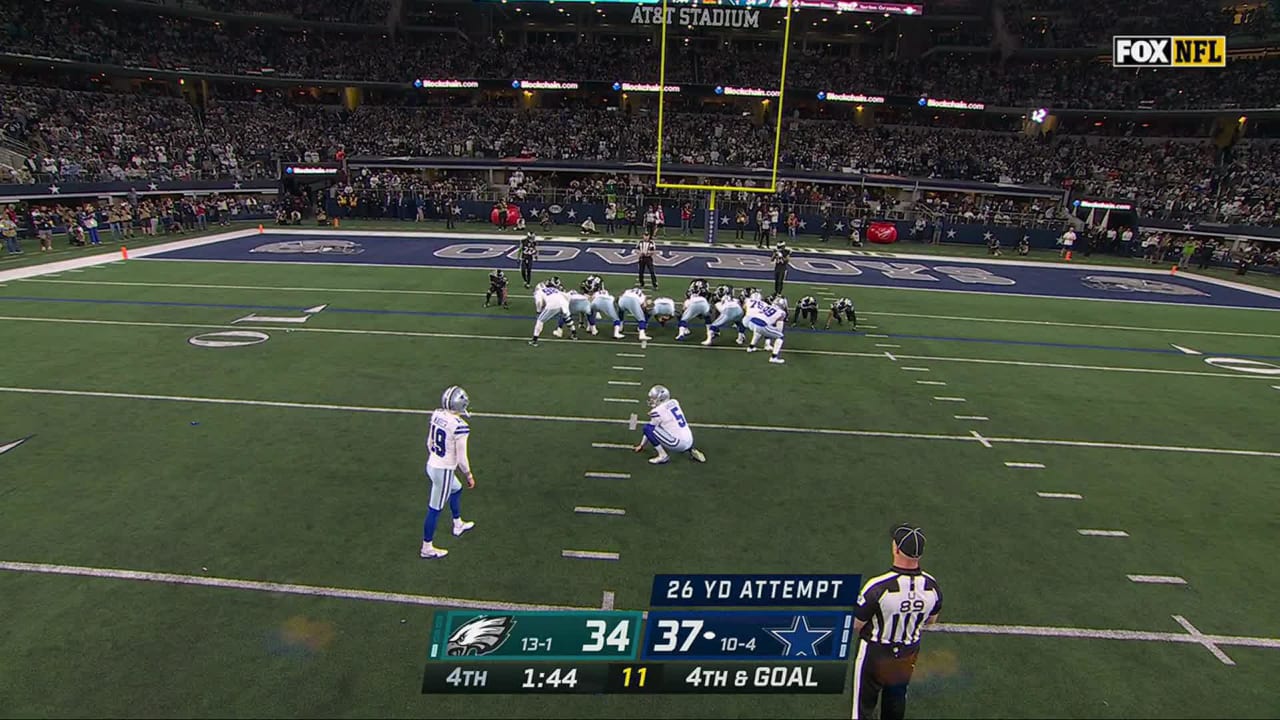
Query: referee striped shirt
855 566 942 647
637 238 656 257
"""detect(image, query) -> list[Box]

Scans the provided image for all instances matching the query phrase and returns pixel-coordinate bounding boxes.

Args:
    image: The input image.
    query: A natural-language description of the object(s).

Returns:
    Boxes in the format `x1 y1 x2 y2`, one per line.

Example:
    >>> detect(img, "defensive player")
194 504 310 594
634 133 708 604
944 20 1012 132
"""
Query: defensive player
825 297 858 330
649 295 678 328
633 385 707 465
518 232 538 288
619 284 652 342
702 285 747 346
484 269 509 309
585 276 624 339
531 278 575 345
677 279 712 341
745 294 788 364
421 385 477 559
793 295 818 328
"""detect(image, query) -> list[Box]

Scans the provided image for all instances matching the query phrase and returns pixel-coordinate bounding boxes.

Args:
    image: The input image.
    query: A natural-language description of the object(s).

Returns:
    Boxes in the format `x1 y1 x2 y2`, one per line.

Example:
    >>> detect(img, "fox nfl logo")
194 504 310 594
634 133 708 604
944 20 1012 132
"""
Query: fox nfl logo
1112 36 1226 68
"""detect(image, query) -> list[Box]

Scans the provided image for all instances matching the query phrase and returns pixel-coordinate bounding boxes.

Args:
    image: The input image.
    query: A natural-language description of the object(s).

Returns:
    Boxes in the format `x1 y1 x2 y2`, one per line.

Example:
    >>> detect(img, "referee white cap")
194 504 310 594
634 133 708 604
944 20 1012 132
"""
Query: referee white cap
892 523 926 559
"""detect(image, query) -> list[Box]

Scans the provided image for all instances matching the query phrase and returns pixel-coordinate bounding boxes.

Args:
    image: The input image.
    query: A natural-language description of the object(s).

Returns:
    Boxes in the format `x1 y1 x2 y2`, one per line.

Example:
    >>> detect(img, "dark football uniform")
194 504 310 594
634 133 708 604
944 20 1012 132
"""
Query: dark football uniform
519 234 538 287
485 270 509 308
794 295 819 327
826 297 857 329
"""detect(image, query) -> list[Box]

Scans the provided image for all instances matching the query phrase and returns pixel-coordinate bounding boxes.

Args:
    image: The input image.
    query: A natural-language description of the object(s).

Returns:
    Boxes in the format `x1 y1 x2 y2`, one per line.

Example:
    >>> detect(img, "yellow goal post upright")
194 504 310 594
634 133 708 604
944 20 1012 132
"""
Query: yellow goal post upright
654 0 796 241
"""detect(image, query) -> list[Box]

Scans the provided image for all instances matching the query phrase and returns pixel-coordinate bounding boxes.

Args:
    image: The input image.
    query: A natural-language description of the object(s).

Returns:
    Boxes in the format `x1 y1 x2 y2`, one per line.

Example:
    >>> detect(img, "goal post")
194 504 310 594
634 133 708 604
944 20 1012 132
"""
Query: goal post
654 0 796 195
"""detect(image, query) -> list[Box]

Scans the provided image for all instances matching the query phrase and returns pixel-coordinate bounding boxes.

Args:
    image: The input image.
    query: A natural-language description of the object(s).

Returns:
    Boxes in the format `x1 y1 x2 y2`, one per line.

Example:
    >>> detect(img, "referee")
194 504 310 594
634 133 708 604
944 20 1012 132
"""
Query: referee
637 232 658 289
852 523 942 720
771 240 792 295
519 232 537 288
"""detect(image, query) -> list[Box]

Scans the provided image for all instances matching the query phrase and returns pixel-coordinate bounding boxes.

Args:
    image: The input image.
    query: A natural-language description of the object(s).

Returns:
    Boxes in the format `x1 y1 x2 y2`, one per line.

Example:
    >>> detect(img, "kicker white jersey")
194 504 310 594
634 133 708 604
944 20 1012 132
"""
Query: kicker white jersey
648 398 694 451
426 409 471 475
745 298 786 328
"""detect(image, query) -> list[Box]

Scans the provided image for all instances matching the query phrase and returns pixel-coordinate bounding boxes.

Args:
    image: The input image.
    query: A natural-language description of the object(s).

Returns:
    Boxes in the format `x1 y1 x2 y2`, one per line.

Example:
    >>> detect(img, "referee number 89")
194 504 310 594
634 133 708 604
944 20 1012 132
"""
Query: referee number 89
899 599 926 613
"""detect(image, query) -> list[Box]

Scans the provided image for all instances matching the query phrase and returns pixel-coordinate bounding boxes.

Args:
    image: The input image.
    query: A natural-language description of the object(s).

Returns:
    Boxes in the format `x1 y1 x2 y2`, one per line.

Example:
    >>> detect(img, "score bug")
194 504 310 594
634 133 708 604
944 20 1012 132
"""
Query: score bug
429 610 644 661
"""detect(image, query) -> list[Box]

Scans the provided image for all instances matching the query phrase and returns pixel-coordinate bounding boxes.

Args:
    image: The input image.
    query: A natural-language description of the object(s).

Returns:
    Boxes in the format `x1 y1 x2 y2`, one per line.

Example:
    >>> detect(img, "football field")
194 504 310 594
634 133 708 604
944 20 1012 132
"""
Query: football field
1 230 1279 718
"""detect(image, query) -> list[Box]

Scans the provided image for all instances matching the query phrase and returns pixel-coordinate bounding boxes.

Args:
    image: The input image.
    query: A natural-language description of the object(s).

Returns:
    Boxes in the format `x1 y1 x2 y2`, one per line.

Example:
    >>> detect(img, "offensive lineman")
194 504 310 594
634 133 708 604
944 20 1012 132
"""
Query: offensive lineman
634 385 707 465
702 285 747 346
584 275 624 339
649 294 678 328
619 284 652 341
745 294 788 364
825 297 858 330
531 277 575 345
420 385 477 559
557 285 592 339
677 279 712 341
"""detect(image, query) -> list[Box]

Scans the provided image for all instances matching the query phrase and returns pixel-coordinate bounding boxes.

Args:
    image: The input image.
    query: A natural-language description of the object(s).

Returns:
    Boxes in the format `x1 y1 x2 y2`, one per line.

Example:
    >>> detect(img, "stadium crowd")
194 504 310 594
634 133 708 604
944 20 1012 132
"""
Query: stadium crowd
4 83 1277 227
1 0 1278 110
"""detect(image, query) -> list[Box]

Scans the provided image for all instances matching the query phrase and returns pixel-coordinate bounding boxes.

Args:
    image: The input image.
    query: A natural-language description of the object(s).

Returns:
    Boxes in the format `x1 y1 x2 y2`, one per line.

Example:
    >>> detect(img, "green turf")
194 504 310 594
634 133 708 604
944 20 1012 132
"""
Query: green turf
1 249 1279 718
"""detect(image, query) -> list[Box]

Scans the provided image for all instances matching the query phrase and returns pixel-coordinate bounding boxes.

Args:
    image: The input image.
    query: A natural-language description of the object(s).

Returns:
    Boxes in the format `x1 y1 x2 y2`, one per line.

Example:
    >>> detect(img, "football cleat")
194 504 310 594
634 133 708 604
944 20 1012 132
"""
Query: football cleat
638 331 651 341
613 329 624 339
590 326 599 336
689 449 707 463
552 328 564 338
700 337 713 346
528 339 539 346
649 454 671 465
452 520 475 537
769 356 786 364
735 333 746 345
419 544 449 559
747 346 758 353
764 339 774 352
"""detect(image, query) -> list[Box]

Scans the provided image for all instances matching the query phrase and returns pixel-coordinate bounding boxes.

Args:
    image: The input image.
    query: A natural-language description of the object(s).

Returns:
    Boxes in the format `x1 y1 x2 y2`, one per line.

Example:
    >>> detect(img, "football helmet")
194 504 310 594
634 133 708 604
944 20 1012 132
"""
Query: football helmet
770 294 789 312
647 385 671 408
441 385 471 417
549 276 564 290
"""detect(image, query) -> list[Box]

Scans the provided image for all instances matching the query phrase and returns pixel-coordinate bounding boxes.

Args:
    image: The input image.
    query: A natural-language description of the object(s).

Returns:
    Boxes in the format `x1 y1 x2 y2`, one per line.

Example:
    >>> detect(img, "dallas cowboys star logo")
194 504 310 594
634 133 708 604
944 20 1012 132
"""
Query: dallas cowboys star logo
946 229 957 238
48 184 60 194
567 209 578 219
147 182 159 191
834 221 845 231
982 231 994 240
1182 223 1194 230
720 216 730 226
765 616 832 658
798 219 807 229
232 181 242 189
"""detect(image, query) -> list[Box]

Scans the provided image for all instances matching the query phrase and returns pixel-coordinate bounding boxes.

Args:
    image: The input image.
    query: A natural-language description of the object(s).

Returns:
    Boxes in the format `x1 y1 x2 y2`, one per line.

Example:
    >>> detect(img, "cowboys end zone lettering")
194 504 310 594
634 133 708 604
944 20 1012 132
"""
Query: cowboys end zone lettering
144 233 1280 309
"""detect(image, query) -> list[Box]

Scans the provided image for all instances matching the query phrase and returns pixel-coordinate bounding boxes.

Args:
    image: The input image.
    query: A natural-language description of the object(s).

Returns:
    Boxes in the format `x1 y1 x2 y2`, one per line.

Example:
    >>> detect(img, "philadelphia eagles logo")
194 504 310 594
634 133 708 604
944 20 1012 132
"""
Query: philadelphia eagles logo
1081 275 1207 296
250 240 364 255
446 615 516 656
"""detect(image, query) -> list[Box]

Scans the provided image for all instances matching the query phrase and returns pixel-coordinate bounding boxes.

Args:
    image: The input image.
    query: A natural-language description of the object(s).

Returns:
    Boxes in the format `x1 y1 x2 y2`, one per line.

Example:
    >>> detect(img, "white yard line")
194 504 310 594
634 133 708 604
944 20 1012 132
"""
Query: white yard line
601 591 616 610
591 442 632 450
561 550 620 561
616 353 646 358
1037 492 1083 500
1005 462 1046 468
916 380 947 386
0 314 1267 382
3 559 1275 662
611 366 644 371
902 367 931 372
884 351 897 362
1128 575 1188 585
4 385 1279 459
875 343 901 348
603 398 638 404
970 430 992 449
573 506 627 516
584 472 631 480
1077 529 1130 537
607 380 641 386
955 415 989 421
867 333 889 338
1173 615 1236 666
933 396 967 402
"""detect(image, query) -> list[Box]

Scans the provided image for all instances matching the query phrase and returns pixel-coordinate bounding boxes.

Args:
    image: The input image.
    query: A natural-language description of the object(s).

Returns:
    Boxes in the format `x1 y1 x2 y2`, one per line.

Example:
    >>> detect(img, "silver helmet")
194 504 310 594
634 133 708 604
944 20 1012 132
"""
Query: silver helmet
647 384 671 408
441 385 471 417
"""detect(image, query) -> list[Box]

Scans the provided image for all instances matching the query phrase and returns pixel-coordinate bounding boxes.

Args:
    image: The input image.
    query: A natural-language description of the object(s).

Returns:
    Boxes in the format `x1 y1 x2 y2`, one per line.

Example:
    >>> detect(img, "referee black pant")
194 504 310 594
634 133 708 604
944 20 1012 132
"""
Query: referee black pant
638 257 657 288
773 264 787 295
852 640 919 720
520 257 534 285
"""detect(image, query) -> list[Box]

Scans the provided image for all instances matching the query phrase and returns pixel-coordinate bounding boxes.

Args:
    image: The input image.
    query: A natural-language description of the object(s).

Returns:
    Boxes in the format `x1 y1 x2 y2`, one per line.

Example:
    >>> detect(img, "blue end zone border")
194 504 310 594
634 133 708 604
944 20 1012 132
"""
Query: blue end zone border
142 231 1280 311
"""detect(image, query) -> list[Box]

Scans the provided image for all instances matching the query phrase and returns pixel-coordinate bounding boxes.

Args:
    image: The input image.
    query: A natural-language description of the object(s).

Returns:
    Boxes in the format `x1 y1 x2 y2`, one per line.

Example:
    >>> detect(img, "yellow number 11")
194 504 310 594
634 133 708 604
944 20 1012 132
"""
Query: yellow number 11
622 667 648 687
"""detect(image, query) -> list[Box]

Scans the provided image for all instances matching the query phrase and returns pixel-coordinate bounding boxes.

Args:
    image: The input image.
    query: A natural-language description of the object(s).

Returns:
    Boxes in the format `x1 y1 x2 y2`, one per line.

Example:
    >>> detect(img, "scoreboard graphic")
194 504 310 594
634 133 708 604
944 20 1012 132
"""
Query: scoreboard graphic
423 574 861 694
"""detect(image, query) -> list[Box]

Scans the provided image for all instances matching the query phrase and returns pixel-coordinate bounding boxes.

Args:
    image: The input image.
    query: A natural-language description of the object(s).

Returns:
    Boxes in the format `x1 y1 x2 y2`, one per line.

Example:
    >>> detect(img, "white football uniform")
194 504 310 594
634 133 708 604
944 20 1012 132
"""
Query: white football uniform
651 297 677 318
745 298 786 341
425 409 471 510
647 398 694 452
590 290 619 323
566 290 591 317
619 288 648 327
534 284 570 324
681 295 711 324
